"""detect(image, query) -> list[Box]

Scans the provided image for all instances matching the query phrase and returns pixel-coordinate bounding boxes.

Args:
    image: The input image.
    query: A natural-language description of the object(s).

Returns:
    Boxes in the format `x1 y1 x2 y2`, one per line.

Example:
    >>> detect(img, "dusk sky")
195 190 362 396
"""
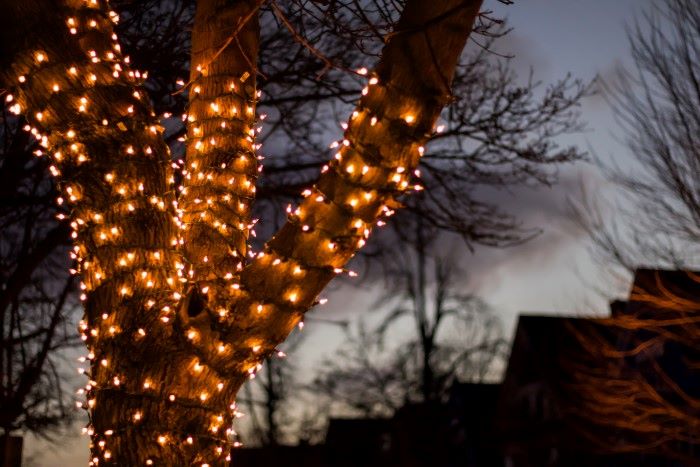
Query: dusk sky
25 1 655 465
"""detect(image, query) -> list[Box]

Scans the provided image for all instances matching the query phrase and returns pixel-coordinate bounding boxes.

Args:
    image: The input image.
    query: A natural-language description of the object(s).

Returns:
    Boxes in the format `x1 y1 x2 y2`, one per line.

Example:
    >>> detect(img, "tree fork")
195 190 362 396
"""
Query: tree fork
230 0 485 368
0 0 483 465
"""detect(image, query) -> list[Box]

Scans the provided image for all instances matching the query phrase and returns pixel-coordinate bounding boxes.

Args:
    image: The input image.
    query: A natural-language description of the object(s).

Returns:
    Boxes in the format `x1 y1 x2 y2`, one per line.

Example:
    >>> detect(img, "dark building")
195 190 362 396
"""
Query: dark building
324 418 391 467
497 269 700 466
231 444 324 467
495 314 686 466
233 397 503 467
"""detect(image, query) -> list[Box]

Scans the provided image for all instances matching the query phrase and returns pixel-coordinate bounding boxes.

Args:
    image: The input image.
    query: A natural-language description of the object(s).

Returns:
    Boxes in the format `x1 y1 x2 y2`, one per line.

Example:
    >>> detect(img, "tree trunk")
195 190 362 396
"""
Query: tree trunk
0 435 22 467
264 362 280 445
0 0 483 464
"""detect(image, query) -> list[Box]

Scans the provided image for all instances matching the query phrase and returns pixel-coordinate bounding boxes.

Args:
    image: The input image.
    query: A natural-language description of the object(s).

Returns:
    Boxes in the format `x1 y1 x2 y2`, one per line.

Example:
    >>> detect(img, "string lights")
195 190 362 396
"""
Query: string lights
0 0 479 464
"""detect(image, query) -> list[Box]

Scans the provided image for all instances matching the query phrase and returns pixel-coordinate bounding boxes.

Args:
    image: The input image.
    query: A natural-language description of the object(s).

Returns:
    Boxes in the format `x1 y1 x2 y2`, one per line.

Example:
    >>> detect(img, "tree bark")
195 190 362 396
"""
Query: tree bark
0 0 483 465
180 0 261 299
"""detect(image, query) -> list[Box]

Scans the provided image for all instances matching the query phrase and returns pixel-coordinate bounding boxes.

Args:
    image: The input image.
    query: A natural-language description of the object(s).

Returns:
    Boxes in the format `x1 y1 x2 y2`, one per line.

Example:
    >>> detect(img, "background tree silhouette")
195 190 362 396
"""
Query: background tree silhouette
575 0 700 273
313 217 505 417
237 332 304 446
0 110 80 455
569 0 700 461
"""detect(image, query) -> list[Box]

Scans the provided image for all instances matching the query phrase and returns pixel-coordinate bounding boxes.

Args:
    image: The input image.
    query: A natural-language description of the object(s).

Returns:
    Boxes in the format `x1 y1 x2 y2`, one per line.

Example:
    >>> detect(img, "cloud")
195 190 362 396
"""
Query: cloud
445 164 608 293
585 58 627 109
488 31 551 78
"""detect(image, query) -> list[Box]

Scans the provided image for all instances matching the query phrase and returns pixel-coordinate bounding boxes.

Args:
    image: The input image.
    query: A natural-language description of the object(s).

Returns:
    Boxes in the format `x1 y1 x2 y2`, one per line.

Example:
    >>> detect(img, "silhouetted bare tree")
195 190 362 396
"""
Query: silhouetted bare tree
0 112 79 441
237 332 304 446
576 0 700 272
569 1 700 461
313 218 505 416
